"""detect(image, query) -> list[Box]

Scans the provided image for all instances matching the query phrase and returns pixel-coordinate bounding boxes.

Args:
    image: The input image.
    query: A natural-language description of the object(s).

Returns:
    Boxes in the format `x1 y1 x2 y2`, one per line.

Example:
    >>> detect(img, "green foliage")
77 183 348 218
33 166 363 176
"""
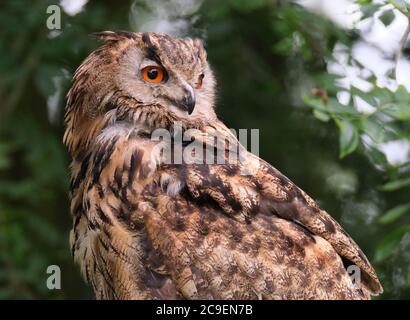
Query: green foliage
389 0 410 13
374 226 410 262
305 0 410 296
379 10 395 27
338 120 360 158
380 177 410 191
378 203 410 224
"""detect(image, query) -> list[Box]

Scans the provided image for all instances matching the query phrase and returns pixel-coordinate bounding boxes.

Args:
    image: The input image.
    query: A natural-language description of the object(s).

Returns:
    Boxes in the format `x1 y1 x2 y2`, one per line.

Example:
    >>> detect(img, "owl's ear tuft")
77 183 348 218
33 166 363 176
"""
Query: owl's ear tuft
193 38 207 62
90 31 137 42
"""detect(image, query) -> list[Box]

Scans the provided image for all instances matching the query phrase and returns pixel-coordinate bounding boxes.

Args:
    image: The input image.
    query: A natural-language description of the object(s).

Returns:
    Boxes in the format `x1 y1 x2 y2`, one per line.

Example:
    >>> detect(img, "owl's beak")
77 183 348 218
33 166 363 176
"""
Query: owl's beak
180 89 196 115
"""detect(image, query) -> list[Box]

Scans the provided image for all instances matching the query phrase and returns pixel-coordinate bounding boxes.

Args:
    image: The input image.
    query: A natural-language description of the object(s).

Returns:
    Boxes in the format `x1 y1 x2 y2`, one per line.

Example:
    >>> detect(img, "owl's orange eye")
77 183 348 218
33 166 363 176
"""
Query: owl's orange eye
195 74 205 89
141 66 165 83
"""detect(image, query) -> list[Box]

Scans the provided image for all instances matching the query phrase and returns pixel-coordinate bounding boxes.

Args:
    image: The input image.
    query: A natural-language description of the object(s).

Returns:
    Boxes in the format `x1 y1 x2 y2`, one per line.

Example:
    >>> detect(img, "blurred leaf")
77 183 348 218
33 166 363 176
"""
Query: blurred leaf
361 117 387 143
380 177 410 191
328 98 360 116
394 85 410 103
383 103 410 120
389 0 410 13
375 226 409 262
379 203 410 224
313 109 330 122
379 10 395 27
338 120 359 158
304 95 360 116
373 86 393 105
351 87 377 106
355 0 372 5
272 37 293 55
303 94 326 110
360 3 382 19
365 146 389 166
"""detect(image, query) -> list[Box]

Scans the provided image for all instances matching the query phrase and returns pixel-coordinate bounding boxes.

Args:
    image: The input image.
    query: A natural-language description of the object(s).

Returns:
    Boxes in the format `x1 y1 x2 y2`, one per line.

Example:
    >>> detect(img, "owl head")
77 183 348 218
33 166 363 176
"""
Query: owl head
64 31 216 154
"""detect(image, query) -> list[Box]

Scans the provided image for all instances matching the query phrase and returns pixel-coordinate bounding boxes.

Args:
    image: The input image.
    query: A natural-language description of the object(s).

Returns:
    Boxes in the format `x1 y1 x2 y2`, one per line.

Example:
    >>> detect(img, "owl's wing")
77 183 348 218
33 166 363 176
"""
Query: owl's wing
168 120 383 296
140 188 371 299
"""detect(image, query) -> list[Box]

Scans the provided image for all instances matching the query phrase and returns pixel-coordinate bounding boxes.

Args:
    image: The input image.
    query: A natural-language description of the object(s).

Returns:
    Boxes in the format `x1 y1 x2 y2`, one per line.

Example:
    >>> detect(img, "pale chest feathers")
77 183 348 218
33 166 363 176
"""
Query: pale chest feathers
95 123 184 190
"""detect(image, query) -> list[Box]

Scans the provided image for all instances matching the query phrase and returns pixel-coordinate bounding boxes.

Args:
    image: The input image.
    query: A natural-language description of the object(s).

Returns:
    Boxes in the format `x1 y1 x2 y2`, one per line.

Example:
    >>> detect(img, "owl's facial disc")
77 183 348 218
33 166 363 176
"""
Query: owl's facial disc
138 58 197 115
112 33 215 122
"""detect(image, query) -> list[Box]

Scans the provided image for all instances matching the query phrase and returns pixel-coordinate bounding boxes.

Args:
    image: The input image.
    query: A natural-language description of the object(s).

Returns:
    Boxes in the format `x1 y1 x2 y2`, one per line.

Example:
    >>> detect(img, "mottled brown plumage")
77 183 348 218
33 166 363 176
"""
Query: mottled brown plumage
64 31 383 299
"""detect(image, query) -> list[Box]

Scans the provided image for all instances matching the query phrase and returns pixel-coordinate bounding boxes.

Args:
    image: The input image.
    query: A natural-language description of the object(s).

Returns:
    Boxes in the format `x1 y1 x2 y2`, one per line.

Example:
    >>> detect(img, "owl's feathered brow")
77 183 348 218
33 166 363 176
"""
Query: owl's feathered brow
64 31 382 299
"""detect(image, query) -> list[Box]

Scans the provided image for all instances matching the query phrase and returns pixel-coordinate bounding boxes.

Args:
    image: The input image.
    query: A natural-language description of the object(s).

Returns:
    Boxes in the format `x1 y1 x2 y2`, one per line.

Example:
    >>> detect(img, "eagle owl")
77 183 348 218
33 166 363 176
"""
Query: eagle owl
63 31 382 299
